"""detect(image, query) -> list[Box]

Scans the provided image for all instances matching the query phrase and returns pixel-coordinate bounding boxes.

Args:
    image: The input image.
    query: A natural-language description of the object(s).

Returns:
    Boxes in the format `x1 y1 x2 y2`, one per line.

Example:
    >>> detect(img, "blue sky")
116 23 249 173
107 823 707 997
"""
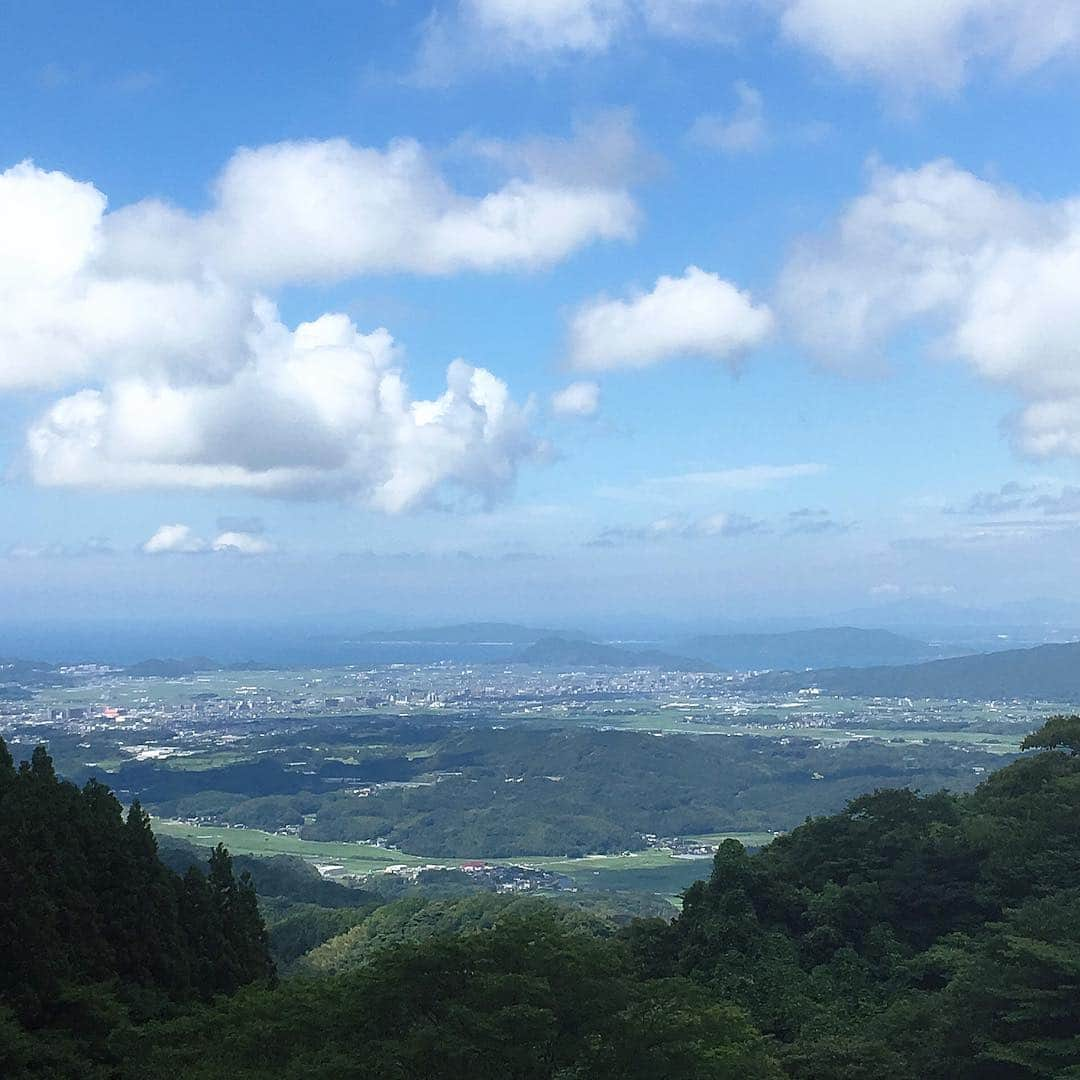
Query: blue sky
3 0 1080 628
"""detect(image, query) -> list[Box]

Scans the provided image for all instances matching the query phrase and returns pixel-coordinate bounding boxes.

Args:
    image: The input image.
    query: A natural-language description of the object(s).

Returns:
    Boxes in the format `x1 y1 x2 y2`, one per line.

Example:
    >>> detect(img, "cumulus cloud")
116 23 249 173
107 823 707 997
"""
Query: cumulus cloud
142 524 208 554
688 82 768 154
413 0 1079 95
568 266 773 371
415 0 630 81
211 531 273 555
0 137 629 506
550 381 601 417
778 159 1080 458
414 0 744 81
27 305 537 510
99 138 635 286
0 145 634 391
779 0 1080 97
0 161 251 391
142 523 273 555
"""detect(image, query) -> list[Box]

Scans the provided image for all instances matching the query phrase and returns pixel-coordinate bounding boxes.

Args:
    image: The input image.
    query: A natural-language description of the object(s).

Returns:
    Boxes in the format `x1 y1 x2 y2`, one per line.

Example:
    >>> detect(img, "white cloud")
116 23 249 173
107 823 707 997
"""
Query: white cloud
461 0 629 52
142 524 207 554
647 464 828 491
0 162 250 390
694 511 766 536
202 138 635 282
0 146 634 392
568 266 773 371
142 523 274 555
688 82 767 154
779 0 1080 97
27 305 536 510
413 0 1079 96
415 0 631 81
211 531 273 555
0 138 632 505
778 159 1080 458
453 109 659 188
598 463 828 504
550 381 601 417
414 0 743 80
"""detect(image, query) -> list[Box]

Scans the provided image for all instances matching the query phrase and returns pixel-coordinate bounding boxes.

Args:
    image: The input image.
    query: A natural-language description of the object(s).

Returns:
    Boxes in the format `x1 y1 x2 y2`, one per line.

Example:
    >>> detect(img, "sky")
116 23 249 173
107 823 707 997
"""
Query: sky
4 0 1080 630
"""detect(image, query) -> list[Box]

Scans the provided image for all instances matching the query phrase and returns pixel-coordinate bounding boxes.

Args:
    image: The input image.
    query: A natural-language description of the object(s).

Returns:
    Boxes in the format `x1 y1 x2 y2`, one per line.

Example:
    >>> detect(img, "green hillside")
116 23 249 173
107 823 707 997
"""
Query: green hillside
6 719 1080 1077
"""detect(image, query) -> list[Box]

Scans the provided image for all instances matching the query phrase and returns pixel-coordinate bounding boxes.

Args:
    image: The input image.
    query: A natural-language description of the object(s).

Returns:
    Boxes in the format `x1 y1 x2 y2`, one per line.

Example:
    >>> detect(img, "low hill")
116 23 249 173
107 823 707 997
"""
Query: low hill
0 657 68 690
755 639 1080 700
680 626 943 671
122 656 275 677
634 715 1080 1077
355 622 589 644
515 637 715 672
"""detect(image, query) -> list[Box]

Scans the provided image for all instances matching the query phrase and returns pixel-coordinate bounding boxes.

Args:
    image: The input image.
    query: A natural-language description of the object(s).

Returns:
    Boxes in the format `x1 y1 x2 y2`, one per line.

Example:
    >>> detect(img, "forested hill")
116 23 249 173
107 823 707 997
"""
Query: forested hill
755 639 1080 700
8 721 1080 1077
629 714 1080 1077
0 737 272 1075
680 626 942 670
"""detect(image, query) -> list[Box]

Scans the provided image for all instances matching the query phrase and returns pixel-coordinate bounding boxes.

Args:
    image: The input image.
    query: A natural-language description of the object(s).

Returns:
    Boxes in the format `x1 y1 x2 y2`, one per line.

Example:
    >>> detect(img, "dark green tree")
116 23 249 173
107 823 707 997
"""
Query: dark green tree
1020 714 1080 755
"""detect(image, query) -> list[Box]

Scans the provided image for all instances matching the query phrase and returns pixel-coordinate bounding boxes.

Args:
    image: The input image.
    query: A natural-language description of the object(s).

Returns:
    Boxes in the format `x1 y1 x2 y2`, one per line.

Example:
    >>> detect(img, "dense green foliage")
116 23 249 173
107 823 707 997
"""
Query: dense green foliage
0 737 272 1077
6 718 1080 1078
628 715 1080 1077
132 911 781 1080
1020 712 1080 754
22 717 1004 858
296 894 603 975
301 728 998 855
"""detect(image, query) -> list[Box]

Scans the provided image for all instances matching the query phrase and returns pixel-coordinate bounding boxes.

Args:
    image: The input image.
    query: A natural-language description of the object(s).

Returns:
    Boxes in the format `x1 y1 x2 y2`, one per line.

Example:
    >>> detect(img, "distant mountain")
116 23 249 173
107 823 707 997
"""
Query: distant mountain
355 622 590 645
121 657 277 677
679 626 944 672
515 637 716 672
0 657 66 690
754 640 1080 701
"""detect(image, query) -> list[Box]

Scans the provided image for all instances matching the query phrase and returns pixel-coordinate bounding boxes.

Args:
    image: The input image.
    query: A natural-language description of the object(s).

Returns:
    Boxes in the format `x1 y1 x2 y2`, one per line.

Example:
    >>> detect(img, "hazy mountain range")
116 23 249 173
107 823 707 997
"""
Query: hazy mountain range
756 641 1080 702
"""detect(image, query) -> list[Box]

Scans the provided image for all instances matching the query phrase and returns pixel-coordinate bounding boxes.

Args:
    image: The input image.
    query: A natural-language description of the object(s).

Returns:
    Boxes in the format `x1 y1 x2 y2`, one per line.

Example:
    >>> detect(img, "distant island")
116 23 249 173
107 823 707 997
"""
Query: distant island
755 639 1080 701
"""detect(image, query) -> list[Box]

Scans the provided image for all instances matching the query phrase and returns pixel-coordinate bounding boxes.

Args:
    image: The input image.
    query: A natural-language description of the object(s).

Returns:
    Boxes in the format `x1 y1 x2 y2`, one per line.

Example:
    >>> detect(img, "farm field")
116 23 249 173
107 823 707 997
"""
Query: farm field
150 818 755 896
